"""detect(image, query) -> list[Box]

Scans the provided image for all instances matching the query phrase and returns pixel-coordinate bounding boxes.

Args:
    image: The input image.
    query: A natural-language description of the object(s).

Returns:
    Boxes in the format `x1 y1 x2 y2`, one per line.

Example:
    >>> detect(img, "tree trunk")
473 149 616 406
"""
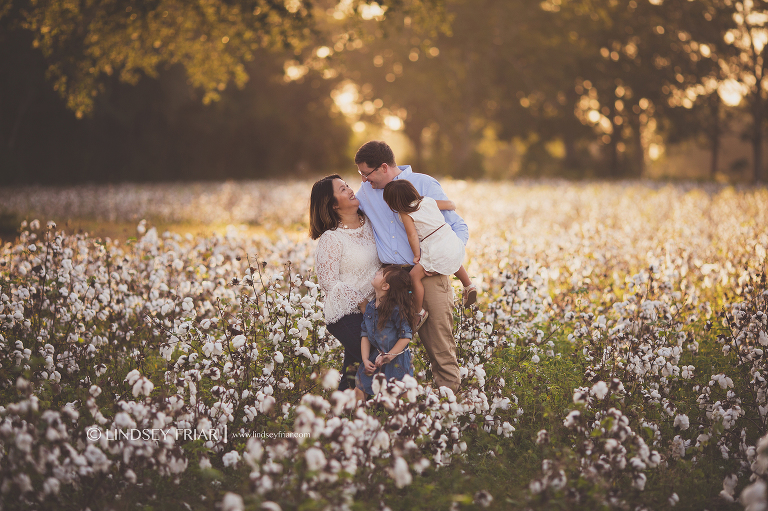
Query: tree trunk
710 93 720 180
608 102 620 177
754 89 764 183
630 114 644 177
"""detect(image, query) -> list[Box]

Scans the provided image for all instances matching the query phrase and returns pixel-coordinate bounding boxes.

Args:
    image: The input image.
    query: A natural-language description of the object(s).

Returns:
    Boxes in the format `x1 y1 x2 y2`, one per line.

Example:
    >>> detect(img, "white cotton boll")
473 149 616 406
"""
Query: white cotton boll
633 472 647 491
43 477 60 495
674 414 690 430
720 474 738 502
591 381 609 400
474 490 494 508
392 456 413 488
89 385 102 397
199 457 212 470
531 354 540 364
439 386 456 403
740 479 768 510
274 351 284 364
296 346 311 359
497 421 515 437
323 369 340 390
305 447 326 471
125 469 137 484
124 369 141 386
231 335 247 350
668 492 679 506
222 450 240 468
563 410 580 428
413 458 430 475
15 432 33 453
132 377 154 397
181 297 195 312
221 492 244 511
759 330 768 347
261 502 282 511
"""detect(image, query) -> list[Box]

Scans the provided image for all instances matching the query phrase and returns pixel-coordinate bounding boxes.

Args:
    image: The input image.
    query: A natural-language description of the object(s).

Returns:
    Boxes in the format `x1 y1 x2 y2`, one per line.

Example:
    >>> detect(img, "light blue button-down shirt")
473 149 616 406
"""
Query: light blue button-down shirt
357 166 469 265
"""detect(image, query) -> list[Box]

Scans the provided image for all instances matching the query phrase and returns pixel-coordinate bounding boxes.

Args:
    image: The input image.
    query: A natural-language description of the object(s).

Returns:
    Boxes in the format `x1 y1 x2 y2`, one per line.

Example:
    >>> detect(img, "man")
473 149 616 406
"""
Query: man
354 140 467 392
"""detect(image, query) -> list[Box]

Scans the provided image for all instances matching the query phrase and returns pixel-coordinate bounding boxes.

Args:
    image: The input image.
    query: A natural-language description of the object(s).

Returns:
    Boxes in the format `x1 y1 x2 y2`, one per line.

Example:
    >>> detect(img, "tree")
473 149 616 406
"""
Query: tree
2 0 448 117
719 0 768 183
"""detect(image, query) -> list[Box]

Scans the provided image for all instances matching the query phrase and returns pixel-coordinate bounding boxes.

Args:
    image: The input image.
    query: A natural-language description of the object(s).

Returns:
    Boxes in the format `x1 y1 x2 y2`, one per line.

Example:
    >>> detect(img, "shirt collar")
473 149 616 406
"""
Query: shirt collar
394 165 412 179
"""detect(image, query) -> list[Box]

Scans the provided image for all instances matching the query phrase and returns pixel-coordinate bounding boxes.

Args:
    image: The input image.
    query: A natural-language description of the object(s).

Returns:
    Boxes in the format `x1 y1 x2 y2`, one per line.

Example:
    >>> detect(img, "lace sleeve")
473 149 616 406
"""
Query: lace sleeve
315 232 368 323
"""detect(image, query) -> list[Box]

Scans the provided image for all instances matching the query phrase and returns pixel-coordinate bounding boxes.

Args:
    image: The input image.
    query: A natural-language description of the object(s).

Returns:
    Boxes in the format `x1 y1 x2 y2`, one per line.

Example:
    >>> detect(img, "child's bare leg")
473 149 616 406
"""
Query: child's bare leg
355 387 365 402
454 265 472 287
410 263 428 312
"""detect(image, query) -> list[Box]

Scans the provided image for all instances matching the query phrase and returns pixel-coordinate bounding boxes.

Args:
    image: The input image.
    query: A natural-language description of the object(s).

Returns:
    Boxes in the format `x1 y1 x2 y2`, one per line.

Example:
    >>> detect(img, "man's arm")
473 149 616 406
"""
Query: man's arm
435 199 456 211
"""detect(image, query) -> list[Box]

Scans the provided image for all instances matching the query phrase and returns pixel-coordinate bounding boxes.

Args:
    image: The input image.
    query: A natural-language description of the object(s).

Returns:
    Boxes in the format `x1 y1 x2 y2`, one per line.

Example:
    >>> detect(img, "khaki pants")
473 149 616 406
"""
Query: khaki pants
419 274 461 392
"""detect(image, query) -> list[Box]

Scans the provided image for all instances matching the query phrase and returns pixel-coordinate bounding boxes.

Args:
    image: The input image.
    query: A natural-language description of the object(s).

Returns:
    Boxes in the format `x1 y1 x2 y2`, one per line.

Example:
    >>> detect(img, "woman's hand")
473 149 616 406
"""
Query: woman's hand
359 299 368 314
363 359 376 375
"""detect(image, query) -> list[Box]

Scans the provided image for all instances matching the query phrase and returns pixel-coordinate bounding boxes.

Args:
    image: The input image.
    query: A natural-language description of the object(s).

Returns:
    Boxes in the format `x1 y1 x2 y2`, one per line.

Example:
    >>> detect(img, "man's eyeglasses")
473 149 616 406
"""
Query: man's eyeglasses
357 164 381 179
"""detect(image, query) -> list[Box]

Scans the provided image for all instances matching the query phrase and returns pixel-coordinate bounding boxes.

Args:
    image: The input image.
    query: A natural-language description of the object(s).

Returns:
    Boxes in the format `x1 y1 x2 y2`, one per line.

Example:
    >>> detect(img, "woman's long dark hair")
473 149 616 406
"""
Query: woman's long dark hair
383 179 422 214
377 266 417 332
309 174 342 240
309 175 364 239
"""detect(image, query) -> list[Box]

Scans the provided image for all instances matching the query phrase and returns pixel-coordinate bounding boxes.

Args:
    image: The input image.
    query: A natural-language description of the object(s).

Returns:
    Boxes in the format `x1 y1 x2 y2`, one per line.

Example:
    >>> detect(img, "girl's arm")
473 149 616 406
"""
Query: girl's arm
399 212 421 264
435 199 456 211
361 336 376 375
378 337 410 366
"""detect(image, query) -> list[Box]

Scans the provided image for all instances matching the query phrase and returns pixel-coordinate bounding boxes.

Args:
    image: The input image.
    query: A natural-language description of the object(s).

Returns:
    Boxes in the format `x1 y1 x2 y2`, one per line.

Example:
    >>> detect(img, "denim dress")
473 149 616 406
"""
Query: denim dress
356 302 414 396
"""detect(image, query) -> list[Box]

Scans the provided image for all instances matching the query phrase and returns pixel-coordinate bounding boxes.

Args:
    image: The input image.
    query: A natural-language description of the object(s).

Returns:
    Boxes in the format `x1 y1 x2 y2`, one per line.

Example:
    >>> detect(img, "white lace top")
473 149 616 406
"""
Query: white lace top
315 218 381 324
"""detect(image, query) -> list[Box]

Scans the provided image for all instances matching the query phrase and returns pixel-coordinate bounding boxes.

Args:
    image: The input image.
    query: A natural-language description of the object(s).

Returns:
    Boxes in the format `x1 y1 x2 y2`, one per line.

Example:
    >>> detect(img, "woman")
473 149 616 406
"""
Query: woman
310 174 381 390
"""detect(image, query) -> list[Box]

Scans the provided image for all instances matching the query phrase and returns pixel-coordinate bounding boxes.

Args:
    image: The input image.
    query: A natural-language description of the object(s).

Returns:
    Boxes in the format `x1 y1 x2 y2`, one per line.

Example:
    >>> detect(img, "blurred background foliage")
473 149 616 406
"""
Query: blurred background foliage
1 0 767 183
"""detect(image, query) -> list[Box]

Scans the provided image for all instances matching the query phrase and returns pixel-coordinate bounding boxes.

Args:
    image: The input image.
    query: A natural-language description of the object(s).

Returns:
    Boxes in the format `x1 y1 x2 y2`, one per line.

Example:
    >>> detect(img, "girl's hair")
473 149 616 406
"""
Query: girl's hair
383 180 422 214
377 266 417 331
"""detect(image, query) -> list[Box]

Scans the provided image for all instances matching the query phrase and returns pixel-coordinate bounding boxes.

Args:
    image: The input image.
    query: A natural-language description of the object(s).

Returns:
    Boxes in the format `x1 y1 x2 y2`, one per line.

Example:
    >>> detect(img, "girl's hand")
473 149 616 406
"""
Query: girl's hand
413 254 420 264
363 359 376 375
375 354 385 368
358 299 368 314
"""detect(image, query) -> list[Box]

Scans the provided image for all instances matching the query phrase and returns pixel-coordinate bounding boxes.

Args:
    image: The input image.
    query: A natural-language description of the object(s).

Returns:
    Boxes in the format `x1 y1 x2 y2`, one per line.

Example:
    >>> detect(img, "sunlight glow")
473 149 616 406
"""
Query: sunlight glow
384 115 403 131
284 61 308 81
359 2 387 20
649 143 662 161
718 79 745 107
331 83 360 116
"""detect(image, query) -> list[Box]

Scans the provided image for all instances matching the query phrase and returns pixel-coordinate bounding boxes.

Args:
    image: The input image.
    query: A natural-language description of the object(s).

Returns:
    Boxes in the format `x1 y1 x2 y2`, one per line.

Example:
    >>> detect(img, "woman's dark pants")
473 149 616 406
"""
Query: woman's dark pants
326 313 364 390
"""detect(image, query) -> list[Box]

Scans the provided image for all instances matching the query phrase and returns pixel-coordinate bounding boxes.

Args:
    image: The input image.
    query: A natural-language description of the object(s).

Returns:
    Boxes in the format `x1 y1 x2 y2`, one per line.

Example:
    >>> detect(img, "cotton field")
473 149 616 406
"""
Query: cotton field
1 179 767 511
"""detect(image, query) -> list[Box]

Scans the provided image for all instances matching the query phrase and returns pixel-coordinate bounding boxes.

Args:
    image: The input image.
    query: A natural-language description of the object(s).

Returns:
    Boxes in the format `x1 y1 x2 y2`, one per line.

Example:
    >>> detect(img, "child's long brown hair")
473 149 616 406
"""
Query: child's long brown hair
383 180 422 213
377 266 417 332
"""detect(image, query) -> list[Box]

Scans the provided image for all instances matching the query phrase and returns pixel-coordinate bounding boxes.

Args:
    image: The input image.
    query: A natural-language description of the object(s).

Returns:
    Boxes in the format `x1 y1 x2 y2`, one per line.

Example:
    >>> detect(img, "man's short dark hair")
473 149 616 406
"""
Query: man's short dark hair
354 141 396 169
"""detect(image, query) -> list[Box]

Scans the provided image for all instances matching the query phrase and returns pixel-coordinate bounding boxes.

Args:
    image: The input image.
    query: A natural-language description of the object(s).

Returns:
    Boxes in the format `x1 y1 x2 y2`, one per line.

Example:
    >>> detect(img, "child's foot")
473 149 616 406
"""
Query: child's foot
462 284 477 307
415 309 429 332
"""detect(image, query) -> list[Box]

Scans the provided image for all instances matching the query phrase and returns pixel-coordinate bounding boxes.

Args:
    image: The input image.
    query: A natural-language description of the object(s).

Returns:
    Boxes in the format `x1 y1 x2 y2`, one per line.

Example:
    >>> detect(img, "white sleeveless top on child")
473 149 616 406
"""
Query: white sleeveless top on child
407 196 465 275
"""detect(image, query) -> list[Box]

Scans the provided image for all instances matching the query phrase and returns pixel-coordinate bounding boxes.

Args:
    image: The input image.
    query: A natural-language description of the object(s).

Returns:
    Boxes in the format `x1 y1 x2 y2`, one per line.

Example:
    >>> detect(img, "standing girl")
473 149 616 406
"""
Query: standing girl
383 180 477 330
356 266 416 400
